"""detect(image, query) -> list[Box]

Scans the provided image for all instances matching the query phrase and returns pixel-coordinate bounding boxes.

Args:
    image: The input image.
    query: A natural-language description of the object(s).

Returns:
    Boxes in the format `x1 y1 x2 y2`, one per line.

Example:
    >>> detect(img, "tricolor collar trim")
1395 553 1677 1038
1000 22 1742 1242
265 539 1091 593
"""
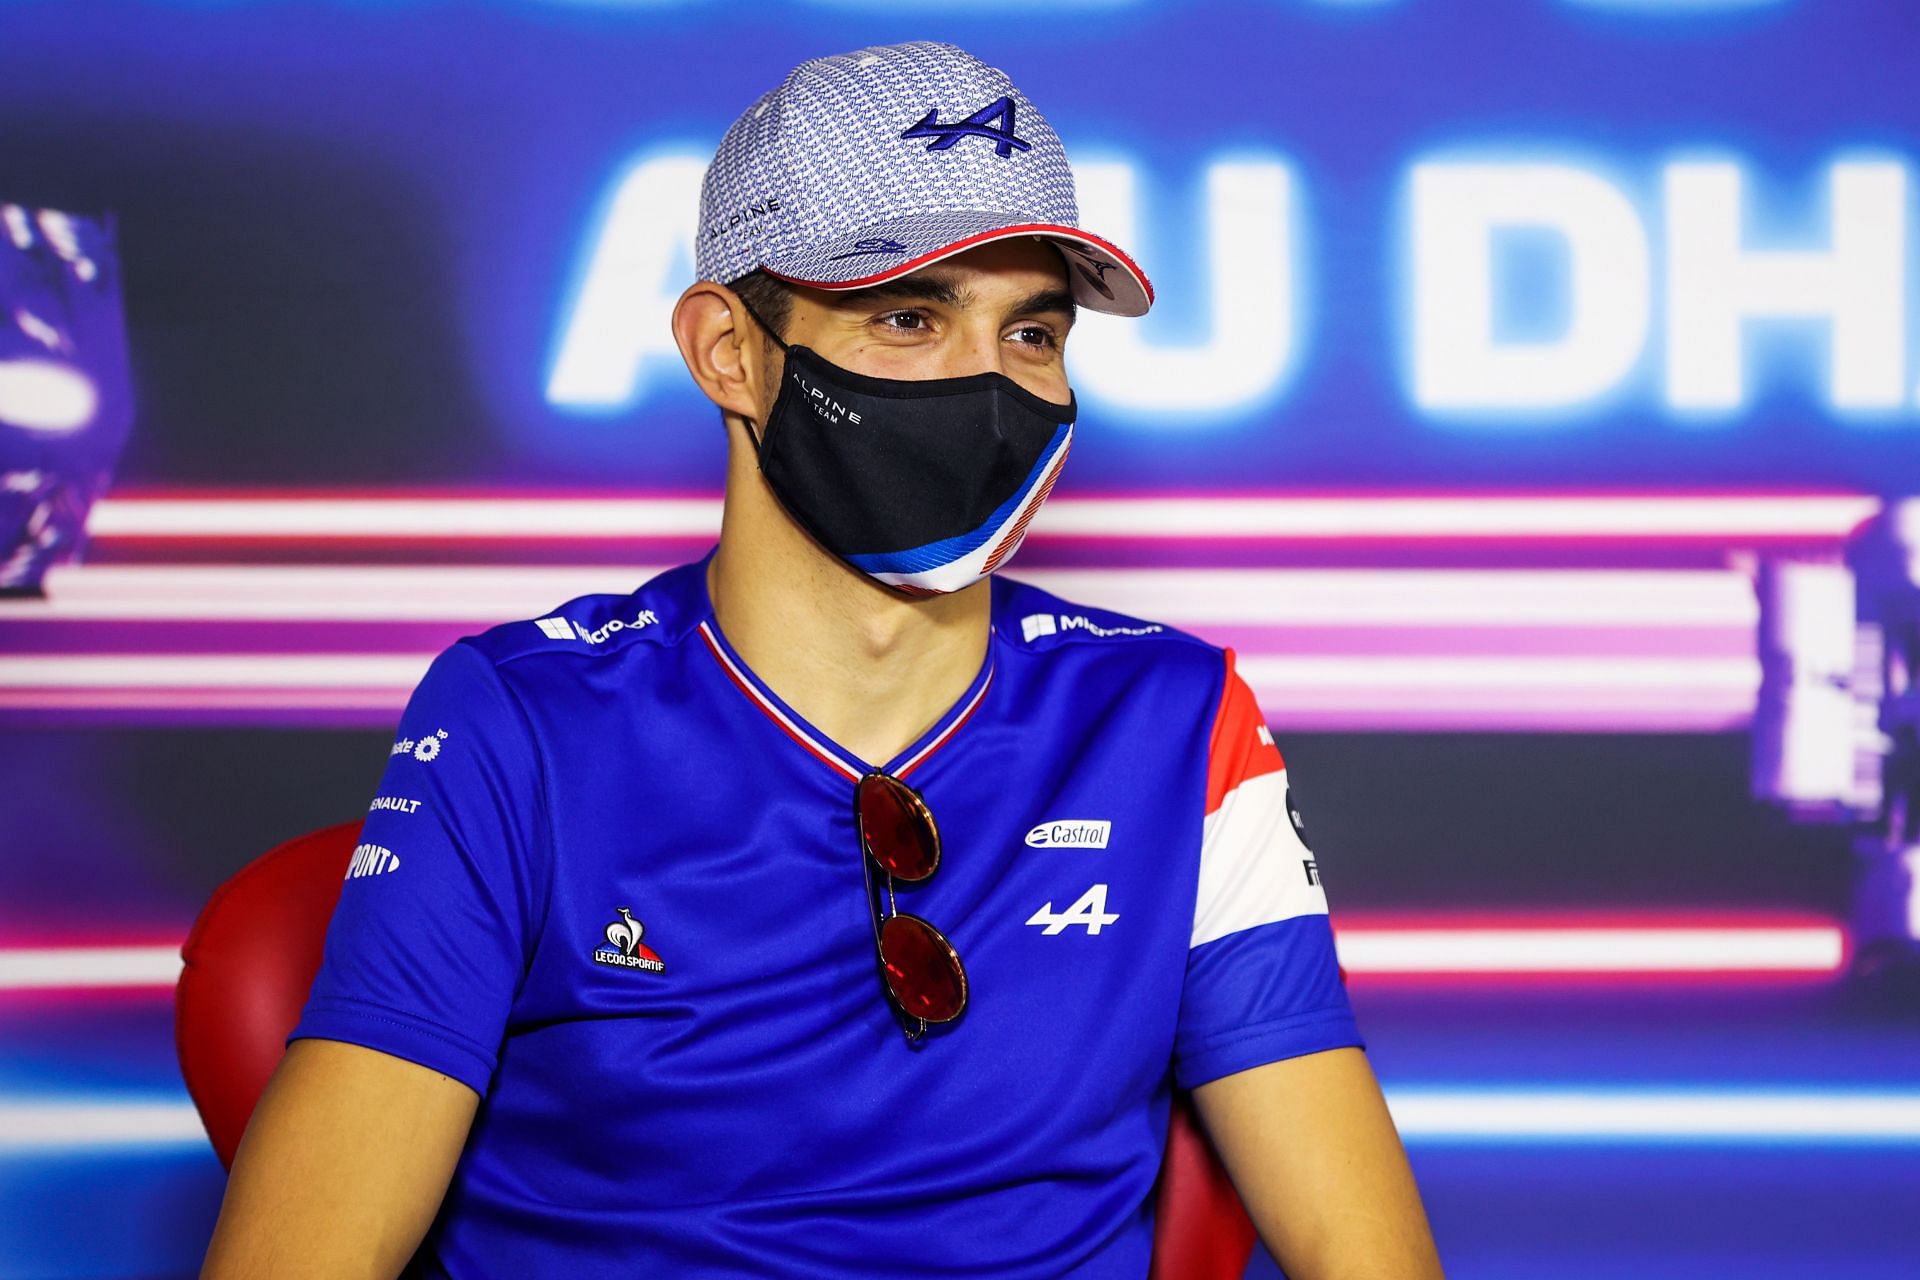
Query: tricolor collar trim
696 618 996 783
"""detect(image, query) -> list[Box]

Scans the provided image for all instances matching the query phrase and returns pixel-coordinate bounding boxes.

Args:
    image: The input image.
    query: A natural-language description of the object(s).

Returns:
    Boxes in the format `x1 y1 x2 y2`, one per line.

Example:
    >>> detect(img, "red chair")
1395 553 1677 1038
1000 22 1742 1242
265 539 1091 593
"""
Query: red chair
176 821 1261 1279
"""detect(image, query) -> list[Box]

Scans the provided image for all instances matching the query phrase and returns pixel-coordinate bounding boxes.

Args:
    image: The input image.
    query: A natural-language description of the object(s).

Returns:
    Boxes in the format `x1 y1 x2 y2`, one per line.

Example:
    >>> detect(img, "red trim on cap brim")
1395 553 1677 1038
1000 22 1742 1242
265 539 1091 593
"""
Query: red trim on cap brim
763 222 1154 313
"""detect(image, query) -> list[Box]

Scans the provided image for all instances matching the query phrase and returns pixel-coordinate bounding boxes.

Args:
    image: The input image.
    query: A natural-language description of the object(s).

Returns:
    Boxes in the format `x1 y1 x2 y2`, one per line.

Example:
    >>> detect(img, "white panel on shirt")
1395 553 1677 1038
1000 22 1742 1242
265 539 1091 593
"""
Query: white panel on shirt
1192 768 1329 949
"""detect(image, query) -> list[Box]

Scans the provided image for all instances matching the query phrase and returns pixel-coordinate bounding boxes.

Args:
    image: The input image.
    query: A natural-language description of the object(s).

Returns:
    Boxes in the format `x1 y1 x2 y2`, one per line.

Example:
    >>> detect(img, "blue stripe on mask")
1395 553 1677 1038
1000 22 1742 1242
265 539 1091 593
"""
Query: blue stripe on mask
843 420 1071 576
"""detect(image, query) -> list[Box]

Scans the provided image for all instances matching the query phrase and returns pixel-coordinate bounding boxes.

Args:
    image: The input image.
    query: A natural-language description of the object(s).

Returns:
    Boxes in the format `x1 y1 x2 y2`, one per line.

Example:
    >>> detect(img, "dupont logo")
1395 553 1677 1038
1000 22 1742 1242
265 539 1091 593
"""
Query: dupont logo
1025 819 1112 849
345 842 400 878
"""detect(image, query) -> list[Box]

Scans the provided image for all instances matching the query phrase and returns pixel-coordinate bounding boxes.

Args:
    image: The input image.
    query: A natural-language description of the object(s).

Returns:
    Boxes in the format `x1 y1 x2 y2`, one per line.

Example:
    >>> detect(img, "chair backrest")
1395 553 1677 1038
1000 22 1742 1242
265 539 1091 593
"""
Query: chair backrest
176 818 364 1169
175 821 1260 1280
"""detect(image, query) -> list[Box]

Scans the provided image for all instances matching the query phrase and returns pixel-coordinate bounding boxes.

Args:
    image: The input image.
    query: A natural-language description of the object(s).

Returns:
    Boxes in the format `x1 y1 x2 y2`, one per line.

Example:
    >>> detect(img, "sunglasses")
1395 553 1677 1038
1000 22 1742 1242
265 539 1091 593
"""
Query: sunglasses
854 770 969 1041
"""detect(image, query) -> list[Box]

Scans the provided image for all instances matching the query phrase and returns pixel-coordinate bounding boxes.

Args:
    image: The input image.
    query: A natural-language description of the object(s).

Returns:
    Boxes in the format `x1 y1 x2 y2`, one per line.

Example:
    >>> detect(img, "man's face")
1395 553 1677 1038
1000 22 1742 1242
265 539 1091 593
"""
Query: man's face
766 236 1076 406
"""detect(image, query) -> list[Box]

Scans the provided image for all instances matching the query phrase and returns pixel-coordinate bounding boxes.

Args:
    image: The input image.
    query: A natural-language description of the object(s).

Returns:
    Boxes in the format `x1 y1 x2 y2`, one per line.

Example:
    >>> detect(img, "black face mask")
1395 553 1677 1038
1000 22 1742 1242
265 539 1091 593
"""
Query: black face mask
738 305 1077 596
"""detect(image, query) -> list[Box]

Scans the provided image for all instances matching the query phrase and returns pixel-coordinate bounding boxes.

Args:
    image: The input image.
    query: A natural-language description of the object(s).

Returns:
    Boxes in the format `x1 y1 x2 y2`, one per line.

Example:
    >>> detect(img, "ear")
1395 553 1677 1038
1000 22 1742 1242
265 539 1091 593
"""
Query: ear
671 281 776 424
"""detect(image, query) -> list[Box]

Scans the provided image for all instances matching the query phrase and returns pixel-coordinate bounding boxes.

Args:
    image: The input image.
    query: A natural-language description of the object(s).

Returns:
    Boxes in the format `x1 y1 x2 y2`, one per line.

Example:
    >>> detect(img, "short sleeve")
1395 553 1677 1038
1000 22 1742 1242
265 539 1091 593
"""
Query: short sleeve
1173 648 1364 1089
286 639 547 1097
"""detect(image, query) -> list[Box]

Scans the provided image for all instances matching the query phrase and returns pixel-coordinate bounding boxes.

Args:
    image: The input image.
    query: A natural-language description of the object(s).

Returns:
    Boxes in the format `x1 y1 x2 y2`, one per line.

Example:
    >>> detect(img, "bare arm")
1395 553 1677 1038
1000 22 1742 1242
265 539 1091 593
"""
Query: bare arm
200 1038 481 1280
1190 1045 1444 1280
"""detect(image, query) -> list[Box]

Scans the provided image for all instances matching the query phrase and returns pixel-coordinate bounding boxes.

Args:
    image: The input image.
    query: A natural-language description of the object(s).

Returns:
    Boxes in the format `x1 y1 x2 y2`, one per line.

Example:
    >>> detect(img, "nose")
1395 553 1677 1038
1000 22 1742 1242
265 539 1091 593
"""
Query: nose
937 321 1005 380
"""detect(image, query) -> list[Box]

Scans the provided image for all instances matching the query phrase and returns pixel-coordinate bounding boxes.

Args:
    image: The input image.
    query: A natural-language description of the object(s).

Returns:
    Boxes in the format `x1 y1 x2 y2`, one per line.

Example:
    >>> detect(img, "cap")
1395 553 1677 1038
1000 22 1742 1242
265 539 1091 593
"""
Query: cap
694 40 1153 318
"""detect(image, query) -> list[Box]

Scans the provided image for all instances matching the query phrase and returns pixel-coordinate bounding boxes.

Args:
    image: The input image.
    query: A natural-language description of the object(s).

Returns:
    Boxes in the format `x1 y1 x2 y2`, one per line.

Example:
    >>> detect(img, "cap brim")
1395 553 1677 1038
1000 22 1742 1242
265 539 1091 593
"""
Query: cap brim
760 211 1153 318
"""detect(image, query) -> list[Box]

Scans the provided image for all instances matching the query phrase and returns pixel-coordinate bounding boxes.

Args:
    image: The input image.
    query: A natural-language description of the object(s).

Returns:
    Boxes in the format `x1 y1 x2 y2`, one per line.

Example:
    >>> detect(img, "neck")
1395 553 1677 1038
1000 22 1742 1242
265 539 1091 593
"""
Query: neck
707 423 992 770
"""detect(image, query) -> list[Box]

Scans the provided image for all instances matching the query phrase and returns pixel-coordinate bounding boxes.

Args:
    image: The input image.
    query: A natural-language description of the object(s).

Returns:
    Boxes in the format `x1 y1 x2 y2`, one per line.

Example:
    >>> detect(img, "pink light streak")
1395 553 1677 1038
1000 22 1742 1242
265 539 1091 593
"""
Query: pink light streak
0 917 1847 997
81 491 1877 544
1333 911 1850 984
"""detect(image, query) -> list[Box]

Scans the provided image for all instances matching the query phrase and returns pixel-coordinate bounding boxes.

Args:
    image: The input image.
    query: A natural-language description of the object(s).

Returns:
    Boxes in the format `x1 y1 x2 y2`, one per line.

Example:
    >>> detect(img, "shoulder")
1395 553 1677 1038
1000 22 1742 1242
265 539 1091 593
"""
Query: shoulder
455 559 710 676
992 571 1227 689
406 560 710 735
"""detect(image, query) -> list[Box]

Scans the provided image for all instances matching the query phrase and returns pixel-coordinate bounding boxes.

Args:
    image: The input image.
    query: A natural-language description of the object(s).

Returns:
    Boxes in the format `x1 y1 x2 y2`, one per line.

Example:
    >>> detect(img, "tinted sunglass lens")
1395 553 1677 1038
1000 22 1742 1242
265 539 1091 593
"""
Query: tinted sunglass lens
857 772 939 881
879 913 967 1023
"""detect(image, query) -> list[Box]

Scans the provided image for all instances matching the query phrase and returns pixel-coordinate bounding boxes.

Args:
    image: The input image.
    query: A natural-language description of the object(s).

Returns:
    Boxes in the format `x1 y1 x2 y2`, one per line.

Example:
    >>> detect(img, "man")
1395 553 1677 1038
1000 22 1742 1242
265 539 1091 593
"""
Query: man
201 41 1444 1280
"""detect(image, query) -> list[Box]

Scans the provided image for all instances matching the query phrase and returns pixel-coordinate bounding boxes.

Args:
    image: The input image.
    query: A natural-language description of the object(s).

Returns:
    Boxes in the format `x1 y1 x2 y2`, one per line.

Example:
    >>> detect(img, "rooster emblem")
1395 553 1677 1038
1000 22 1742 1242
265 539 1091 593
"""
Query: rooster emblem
594 905 665 973
605 906 645 956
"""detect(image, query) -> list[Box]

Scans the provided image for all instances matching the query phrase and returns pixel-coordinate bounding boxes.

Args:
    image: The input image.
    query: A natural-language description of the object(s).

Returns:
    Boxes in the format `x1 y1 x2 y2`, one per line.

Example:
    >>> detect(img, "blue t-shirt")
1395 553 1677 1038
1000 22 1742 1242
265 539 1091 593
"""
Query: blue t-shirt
288 549 1364 1278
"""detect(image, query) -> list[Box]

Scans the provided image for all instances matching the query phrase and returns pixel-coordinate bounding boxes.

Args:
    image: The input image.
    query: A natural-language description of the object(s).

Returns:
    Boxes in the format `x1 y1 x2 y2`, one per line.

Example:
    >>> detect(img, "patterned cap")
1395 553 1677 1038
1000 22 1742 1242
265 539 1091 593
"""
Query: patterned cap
694 41 1153 318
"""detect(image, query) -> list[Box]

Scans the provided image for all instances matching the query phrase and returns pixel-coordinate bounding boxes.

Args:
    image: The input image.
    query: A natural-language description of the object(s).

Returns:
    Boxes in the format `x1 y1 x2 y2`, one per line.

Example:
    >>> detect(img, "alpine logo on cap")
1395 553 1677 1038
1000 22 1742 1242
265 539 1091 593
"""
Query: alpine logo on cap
900 95 1031 158
829 236 910 261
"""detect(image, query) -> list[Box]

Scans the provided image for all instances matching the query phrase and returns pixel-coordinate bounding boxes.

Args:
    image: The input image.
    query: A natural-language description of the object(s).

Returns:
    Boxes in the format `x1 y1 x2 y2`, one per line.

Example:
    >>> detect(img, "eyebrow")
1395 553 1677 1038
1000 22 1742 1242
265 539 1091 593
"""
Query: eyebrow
1007 288 1077 323
841 277 1077 323
844 275 970 309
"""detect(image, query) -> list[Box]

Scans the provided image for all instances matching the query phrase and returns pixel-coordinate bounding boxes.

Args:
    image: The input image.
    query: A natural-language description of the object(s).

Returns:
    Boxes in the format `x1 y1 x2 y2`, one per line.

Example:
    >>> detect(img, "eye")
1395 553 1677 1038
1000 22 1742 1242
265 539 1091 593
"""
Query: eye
1007 323 1060 350
873 309 930 333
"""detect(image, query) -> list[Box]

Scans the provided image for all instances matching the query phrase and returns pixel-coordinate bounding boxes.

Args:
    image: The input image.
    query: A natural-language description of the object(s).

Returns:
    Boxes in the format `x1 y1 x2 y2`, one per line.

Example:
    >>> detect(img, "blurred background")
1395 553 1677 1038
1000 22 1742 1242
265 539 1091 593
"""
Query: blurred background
4 1 1920 1276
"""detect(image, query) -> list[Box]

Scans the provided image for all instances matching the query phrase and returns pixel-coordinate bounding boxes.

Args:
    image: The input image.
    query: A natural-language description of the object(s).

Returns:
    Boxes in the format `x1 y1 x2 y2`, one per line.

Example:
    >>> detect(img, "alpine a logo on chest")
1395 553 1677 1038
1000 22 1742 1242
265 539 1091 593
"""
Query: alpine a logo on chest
593 906 665 973
1027 883 1120 935
1024 819 1111 849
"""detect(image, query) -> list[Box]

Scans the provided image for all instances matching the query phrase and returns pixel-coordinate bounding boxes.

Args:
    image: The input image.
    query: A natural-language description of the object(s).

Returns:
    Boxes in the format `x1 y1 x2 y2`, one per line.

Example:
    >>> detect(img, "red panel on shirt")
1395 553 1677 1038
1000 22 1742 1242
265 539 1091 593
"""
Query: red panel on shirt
1204 647 1285 816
